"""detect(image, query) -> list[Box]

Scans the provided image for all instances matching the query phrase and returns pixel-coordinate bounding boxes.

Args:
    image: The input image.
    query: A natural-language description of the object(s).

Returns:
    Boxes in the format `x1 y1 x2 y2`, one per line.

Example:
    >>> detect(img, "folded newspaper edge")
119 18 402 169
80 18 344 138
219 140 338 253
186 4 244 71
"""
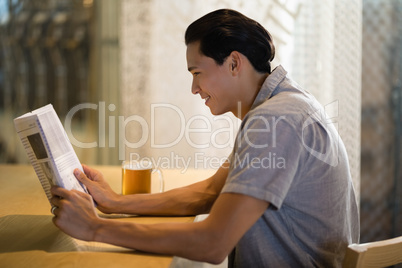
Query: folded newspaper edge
14 104 89 205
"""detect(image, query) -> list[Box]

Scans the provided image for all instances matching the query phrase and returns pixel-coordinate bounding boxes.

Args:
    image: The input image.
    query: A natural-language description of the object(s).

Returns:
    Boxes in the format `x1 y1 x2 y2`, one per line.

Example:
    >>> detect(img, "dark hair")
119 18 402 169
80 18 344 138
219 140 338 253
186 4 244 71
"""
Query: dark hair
185 9 275 73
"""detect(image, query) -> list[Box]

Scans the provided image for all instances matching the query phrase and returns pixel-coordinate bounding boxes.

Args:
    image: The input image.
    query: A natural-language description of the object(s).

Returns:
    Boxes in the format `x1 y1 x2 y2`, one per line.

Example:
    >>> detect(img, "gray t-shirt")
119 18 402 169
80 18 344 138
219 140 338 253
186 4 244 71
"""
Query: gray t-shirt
222 65 359 267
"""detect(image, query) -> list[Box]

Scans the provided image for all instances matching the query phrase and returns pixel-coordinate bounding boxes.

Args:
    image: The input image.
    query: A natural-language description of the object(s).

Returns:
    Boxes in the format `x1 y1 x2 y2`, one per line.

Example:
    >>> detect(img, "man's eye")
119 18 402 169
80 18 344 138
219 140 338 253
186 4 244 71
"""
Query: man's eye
193 72 200 76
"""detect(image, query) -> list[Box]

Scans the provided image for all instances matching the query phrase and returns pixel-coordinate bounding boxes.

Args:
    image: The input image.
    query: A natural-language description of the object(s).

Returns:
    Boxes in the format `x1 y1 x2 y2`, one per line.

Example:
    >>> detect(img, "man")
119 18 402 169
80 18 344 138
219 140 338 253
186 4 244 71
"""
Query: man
51 9 359 267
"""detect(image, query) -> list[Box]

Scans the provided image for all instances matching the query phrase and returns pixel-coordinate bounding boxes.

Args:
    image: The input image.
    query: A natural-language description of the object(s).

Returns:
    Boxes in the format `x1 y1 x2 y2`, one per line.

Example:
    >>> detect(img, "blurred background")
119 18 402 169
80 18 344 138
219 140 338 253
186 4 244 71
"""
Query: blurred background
0 0 401 244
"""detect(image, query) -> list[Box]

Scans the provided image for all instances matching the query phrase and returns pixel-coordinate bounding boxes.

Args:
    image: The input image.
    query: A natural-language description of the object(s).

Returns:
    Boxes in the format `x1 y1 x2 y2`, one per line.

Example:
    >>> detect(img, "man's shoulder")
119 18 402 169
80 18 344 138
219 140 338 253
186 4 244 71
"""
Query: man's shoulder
245 91 311 128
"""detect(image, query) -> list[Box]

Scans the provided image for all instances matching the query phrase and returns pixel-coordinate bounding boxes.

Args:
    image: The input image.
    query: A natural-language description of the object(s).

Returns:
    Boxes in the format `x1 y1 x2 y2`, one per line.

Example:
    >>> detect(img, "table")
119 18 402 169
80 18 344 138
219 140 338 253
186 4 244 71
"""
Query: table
0 164 217 268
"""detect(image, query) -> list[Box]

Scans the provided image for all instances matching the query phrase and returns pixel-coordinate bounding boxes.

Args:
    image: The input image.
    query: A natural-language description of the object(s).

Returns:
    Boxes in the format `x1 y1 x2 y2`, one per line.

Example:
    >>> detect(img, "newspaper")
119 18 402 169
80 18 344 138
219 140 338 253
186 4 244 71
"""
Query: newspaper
14 104 88 204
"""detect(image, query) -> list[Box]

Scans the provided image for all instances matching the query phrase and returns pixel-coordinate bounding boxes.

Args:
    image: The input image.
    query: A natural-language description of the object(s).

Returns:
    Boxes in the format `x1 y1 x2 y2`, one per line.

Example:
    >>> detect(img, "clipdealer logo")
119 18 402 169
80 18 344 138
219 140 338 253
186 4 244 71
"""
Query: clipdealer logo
64 102 239 160
64 100 340 167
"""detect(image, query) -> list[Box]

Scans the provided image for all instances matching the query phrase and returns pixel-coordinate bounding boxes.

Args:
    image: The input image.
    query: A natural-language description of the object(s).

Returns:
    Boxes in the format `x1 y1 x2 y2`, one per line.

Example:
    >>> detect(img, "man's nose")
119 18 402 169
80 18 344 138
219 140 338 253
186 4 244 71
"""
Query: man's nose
191 80 200 95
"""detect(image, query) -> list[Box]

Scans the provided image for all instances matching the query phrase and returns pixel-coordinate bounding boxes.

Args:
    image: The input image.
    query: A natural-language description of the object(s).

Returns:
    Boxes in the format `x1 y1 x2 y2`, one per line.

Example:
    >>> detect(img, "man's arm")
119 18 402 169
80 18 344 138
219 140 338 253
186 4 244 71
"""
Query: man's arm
114 163 229 215
50 188 268 264
77 161 229 216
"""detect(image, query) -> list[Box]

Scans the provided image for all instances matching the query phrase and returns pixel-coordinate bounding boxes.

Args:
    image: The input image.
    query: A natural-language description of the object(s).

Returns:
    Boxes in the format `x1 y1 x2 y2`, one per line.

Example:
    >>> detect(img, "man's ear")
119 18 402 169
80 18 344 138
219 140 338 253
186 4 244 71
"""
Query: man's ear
229 51 241 76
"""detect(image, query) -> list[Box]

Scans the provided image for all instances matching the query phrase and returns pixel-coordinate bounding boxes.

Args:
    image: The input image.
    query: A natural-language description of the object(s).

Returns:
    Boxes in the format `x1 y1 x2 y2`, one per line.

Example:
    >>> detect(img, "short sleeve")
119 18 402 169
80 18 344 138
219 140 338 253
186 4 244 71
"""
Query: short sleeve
222 113 305 210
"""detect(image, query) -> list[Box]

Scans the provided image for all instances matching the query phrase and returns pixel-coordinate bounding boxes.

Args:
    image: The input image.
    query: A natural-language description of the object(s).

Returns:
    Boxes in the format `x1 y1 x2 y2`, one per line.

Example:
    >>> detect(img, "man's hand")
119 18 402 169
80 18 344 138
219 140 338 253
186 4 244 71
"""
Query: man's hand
50 186 102 241
74 165 121 214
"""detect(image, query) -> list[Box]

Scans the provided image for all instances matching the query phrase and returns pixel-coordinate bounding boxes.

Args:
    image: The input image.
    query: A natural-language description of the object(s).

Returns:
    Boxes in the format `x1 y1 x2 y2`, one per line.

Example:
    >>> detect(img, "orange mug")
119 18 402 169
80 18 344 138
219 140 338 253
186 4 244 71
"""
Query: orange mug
122 160 164 195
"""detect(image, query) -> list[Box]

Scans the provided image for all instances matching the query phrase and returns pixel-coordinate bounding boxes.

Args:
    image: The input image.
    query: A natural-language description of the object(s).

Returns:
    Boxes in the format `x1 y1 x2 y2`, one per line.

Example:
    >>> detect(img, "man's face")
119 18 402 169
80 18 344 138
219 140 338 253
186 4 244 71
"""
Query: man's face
186 42 237 116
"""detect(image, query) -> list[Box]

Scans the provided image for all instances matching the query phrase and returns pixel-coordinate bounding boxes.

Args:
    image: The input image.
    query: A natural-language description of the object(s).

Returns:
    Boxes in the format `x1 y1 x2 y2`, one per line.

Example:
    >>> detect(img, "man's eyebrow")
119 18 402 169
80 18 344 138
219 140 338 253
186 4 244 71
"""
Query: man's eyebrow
188 66 197 72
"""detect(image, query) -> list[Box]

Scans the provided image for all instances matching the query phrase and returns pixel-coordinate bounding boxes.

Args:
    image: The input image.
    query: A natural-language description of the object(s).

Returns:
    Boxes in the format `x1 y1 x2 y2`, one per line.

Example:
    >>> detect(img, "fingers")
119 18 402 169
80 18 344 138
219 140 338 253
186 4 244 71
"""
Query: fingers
51 206 62 218
50 188 93 219
82 164 91 175
51 206 57 215
50 187 65 214
50 196 62 208
74 168 93 186
51 185 70 199
50 186 90 204
82 164 98 181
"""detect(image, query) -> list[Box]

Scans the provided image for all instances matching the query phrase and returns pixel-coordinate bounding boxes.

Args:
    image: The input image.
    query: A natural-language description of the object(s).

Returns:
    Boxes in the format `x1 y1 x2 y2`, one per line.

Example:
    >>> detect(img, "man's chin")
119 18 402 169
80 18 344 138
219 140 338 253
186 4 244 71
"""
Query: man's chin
209 108 221 116
209 108 229 117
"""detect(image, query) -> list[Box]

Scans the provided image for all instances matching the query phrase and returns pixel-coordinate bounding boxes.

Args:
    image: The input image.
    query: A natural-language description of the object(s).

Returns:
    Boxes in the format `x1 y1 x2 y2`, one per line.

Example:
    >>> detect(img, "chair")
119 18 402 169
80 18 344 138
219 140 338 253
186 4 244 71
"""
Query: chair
343 236 402 268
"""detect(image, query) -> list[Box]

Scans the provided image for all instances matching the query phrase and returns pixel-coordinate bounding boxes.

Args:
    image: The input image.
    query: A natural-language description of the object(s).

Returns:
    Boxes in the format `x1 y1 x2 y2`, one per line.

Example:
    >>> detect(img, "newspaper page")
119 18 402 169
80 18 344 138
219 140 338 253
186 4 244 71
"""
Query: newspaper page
14 104 88 203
